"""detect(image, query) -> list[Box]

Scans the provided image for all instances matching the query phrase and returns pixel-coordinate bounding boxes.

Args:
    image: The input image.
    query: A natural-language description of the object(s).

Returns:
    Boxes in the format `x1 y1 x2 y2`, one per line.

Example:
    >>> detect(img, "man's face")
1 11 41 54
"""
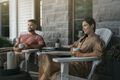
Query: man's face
28 22 37 32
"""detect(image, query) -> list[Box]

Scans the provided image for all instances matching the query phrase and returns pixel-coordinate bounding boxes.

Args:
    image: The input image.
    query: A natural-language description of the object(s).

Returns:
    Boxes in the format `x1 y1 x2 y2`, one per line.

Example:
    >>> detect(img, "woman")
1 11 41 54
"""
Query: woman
38 17 105 80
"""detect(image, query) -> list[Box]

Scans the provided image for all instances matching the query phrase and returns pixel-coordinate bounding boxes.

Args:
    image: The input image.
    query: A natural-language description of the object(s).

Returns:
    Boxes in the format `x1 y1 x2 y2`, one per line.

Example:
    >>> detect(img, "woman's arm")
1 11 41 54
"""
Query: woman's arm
73 51 101 57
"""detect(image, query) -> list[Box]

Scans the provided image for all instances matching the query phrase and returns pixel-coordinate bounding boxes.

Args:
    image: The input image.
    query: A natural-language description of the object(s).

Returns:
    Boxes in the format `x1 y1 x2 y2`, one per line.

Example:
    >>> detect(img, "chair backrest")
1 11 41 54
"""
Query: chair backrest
20 30 44 37
87 28 112 79
95 28 112 47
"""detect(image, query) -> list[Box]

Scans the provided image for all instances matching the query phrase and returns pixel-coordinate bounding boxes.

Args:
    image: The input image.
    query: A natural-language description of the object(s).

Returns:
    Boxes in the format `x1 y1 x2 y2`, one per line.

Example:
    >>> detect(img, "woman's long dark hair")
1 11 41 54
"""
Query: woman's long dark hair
80 34 88 42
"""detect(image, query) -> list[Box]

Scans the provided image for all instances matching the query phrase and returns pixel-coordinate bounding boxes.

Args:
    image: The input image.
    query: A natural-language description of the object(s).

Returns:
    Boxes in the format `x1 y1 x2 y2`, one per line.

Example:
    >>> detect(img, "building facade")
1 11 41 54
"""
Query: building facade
0 0 120 46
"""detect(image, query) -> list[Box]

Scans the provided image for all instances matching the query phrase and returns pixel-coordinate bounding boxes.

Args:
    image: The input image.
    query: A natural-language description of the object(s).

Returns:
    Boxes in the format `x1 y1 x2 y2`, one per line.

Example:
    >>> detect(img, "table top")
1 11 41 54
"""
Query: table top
38 51 71 55
22 49 39 53
37 47 71 56
21 47 72 56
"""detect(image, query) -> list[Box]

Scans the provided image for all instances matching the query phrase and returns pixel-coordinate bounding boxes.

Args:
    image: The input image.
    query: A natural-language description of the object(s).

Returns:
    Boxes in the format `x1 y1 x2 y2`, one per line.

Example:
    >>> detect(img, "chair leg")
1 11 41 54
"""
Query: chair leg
24 53 30 72
61 62 69 80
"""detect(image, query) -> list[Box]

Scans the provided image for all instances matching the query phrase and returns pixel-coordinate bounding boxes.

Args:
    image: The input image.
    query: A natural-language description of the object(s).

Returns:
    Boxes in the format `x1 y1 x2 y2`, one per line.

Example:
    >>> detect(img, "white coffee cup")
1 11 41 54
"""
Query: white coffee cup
73 48 79 52
19 43 24 48
55 43 60 48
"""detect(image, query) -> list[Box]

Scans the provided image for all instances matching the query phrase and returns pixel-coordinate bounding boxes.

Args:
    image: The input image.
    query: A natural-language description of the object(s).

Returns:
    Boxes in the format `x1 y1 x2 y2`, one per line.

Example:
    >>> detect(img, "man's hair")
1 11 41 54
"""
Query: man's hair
83 17 96 32
28 19 37 25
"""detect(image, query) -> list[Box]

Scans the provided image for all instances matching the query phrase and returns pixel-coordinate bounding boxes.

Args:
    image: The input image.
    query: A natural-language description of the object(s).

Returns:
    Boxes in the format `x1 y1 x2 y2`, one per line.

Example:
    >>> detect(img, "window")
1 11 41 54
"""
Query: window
0 1 9 37
72 0 92 41
40 0 42 26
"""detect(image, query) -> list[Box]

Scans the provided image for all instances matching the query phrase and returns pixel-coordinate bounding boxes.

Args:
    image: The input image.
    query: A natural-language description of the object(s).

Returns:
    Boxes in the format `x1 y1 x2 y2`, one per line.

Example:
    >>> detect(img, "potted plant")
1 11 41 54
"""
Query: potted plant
0 36 13 48
105 44 120 80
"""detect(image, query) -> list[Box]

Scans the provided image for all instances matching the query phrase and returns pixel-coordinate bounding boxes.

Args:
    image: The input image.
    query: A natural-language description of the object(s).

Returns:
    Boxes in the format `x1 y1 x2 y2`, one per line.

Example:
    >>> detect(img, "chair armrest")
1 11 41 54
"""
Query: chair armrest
37 51 71 56
53 57 100 63
22 49 39 53
62 45 70 48
0 47 13 49
0 47 13 53
53 57 100 80
21 49 39 71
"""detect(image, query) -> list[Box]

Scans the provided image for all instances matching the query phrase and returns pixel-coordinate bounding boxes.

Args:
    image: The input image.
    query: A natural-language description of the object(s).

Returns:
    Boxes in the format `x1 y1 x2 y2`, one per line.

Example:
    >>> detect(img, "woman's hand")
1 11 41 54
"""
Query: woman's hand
71 51 77 55
75 52 84 57
72 52 86 57
70 47 84 57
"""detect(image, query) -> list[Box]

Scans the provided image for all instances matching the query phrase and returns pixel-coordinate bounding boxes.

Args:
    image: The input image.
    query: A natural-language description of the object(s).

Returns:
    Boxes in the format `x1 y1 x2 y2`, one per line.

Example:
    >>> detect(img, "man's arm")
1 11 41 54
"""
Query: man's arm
13 41 45 51
23 43 44 49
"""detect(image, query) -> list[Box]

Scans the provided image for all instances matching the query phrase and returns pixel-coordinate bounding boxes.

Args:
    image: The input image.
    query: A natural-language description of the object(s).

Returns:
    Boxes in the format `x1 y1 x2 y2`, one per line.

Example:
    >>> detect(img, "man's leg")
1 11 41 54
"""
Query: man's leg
15 52 25 68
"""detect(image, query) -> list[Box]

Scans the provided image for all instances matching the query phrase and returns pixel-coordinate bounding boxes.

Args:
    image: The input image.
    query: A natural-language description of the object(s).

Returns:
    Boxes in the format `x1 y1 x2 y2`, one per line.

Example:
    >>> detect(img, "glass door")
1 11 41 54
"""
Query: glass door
72 0 92 41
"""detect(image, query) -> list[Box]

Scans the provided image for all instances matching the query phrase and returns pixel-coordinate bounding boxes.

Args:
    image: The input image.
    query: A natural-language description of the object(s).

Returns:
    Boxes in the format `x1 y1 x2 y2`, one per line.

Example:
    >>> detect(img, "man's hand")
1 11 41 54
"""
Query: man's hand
23 44 29 49
13 47 23 52
13 43 26 52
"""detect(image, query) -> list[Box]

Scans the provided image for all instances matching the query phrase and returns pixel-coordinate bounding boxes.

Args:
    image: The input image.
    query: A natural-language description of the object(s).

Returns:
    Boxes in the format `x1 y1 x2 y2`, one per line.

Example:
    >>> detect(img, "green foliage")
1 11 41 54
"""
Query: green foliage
104 37 120 61
105 44 120 61
0 36 13 48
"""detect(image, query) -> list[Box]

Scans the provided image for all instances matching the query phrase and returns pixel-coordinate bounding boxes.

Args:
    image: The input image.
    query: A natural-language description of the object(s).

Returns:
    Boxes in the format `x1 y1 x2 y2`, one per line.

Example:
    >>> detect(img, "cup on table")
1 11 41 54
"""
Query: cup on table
18 43 24 49
73 48 79 52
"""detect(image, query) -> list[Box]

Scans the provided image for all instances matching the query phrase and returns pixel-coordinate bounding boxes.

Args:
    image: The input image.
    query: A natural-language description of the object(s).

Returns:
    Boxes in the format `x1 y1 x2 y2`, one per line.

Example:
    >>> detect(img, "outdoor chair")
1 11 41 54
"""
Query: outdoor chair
0 30 44 80
18 30 44 71
53 28 112 80
0 30 44 71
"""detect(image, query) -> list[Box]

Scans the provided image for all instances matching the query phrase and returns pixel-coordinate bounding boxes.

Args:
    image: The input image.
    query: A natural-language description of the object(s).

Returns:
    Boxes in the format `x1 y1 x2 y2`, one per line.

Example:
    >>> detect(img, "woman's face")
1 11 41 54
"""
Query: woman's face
82 21 94 35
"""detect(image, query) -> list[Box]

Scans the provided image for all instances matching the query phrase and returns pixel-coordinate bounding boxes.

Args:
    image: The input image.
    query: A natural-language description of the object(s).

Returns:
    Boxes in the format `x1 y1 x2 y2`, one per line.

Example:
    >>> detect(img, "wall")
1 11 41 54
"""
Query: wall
93 0 120 37
17 0 35 35
9 0 18 40
0 0 8 3
9 0 35 40
42 0 71 46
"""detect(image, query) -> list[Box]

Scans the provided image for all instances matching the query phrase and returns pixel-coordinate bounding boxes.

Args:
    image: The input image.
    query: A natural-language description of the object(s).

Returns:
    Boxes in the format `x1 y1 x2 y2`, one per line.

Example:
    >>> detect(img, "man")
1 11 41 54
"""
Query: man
13 19 45 52
0 19 45 68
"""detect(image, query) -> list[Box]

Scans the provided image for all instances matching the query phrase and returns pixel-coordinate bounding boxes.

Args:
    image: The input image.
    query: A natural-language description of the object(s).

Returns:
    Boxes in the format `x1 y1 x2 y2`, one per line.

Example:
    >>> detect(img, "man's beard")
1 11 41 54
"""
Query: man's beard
28 29 34 32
